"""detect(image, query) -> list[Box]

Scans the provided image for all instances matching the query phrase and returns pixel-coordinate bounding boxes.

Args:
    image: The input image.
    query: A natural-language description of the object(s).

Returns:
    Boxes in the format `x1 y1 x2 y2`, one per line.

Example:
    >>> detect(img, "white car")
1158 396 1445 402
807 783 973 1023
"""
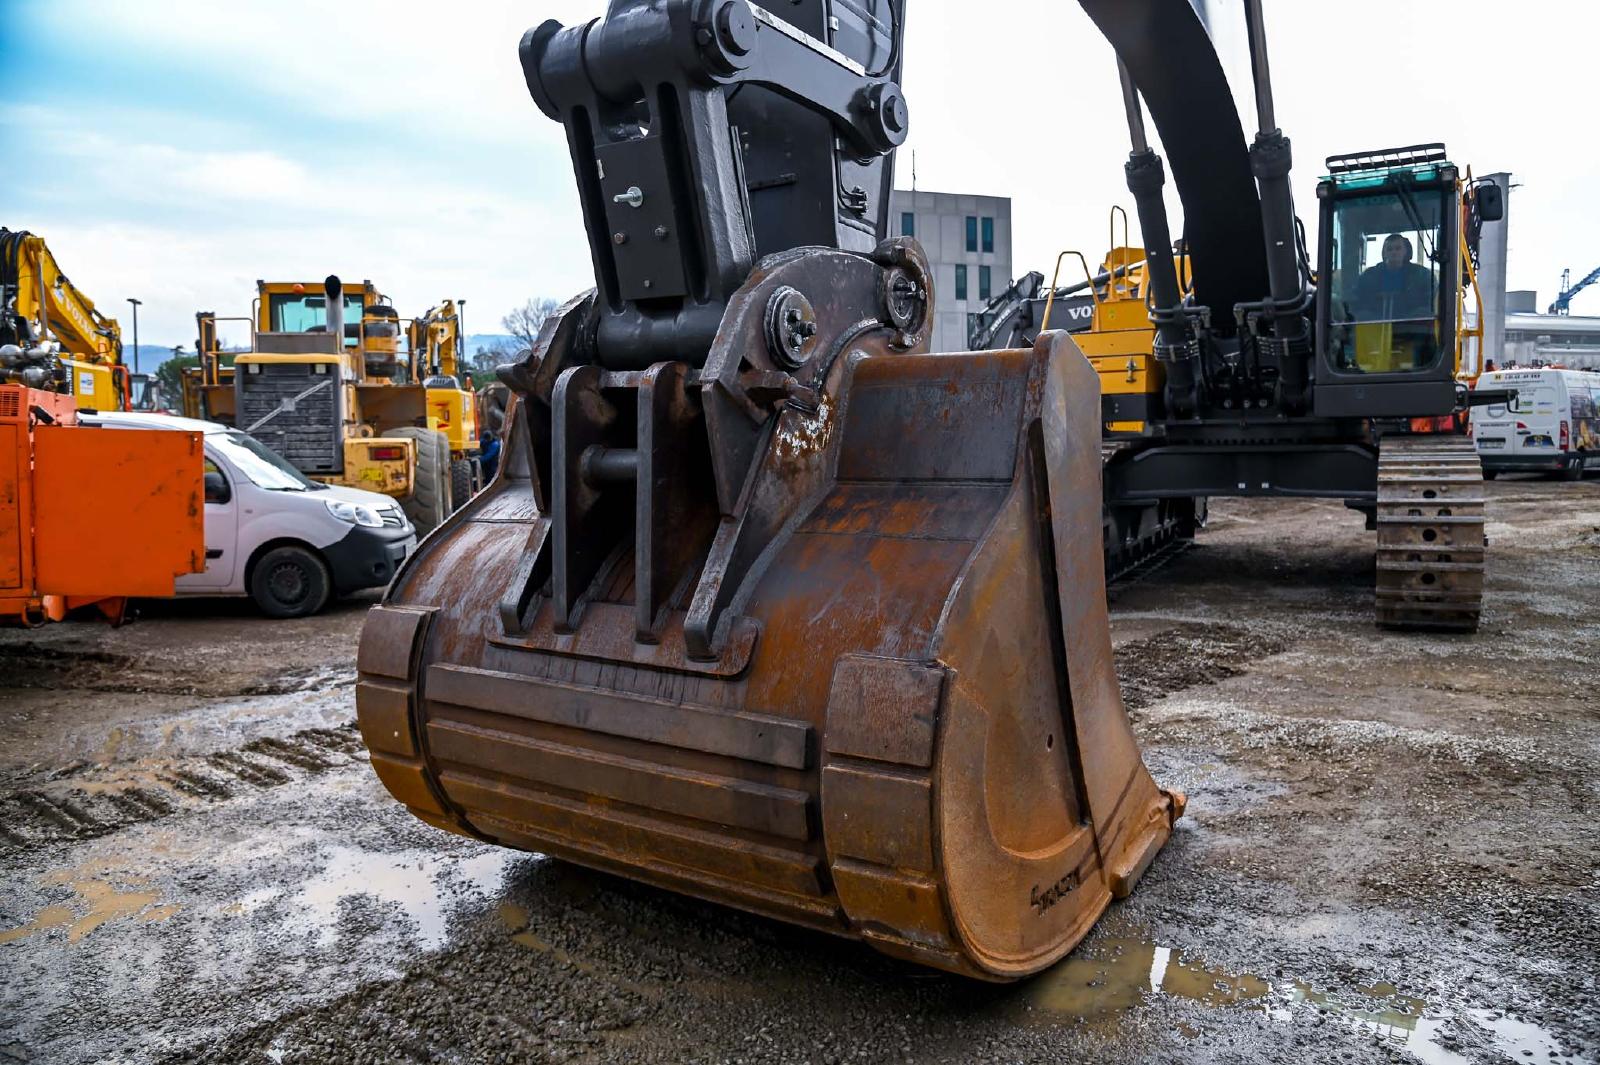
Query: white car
79 411 417 617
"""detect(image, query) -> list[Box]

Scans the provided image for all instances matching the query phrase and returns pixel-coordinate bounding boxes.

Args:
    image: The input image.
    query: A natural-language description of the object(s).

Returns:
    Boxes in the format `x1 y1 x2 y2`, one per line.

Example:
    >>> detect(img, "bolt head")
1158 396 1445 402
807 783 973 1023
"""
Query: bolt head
882 91 907 134
716 2 756 56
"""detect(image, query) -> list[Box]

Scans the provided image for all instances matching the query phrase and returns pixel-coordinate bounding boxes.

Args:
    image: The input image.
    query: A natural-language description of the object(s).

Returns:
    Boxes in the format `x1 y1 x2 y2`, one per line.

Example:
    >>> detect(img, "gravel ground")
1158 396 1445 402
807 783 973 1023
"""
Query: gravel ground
1 475 1596 1065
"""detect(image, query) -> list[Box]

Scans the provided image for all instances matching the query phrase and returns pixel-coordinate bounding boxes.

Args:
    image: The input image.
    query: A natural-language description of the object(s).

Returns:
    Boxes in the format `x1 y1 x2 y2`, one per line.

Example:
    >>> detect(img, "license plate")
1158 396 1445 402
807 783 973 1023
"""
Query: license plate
1477 438 1505 449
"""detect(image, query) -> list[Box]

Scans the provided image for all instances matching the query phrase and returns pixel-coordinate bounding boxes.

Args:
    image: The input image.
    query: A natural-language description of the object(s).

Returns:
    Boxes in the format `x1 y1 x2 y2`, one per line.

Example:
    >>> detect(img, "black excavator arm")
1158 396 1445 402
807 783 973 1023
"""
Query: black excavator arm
1078 0 1269 322
520 0 908 369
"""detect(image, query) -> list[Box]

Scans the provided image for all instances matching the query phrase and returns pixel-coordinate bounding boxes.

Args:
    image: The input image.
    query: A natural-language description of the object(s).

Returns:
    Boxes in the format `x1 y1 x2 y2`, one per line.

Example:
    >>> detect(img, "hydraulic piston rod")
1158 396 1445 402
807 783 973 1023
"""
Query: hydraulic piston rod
1117 61 1199 417
1241 0 1310 407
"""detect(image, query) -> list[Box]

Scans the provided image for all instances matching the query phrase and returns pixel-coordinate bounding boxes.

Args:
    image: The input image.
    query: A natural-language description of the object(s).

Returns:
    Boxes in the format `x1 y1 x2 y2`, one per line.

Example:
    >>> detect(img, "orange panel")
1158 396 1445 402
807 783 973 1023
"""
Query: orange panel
33 427 205 597
0 424 21 590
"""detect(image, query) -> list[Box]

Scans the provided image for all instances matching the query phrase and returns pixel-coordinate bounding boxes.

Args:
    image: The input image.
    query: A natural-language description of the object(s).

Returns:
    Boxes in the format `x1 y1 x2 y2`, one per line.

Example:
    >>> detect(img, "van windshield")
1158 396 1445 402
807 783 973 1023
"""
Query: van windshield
213 430 327 492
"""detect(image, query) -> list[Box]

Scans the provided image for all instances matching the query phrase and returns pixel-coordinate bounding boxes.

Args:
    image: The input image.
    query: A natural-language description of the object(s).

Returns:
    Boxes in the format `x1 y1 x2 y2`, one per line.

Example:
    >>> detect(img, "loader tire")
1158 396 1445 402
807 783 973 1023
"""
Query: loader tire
392 427 451 535
450 458 473 509
249 545 331 619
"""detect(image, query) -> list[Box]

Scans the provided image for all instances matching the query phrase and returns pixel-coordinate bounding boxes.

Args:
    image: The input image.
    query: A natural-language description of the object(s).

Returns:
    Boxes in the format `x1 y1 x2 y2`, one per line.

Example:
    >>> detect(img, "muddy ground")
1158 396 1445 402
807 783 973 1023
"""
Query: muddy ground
1 477 1597 1065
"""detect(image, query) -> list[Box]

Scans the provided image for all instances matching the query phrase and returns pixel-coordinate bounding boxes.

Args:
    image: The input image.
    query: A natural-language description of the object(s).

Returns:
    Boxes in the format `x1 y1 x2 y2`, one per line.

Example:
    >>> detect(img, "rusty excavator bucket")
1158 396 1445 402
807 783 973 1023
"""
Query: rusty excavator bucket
356 0 1182 980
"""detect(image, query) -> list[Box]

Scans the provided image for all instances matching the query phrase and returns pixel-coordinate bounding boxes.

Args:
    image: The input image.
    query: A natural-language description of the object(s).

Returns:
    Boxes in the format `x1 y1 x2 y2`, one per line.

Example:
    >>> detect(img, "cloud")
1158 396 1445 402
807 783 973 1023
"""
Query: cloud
21 0 598 149
5 101 592 344
177 151 314 204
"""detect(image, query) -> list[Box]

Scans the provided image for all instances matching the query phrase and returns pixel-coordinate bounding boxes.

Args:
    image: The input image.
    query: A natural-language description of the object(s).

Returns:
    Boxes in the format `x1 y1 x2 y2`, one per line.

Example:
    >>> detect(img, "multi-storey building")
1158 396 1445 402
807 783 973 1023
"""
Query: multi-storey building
889 189 1013 353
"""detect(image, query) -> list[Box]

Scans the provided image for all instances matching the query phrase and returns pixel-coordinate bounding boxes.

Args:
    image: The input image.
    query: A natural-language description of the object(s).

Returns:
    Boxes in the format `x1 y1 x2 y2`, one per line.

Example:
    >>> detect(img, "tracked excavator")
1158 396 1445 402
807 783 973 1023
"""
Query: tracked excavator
1070 0 1504 629
357 0 1187 980
0 229 131 410
972 2 1503 627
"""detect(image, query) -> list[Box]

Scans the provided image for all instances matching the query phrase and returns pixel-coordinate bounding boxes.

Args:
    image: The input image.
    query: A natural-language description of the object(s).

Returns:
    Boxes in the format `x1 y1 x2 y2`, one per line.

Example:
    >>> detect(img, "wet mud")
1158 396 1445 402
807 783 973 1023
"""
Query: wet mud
0 724 364 849
1 480 1597 1064
1112 622 1293 711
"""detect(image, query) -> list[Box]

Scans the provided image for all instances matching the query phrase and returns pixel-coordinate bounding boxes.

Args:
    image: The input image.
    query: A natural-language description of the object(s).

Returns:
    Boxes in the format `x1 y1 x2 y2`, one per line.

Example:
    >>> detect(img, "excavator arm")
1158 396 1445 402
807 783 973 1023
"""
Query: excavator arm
408 301 464 381
0 229 127 408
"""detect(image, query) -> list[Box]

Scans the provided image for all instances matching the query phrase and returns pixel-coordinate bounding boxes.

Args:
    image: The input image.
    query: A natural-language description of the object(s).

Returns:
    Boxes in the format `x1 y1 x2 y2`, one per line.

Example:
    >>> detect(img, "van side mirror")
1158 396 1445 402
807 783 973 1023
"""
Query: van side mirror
204 469 231 505
1475 182 1505 223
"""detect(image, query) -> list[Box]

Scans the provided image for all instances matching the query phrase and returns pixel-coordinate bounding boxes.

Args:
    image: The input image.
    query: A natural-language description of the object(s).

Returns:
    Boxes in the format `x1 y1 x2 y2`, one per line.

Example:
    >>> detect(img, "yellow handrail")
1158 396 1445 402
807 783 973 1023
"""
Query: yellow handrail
1456 172 1486 380
1039 250 1098 335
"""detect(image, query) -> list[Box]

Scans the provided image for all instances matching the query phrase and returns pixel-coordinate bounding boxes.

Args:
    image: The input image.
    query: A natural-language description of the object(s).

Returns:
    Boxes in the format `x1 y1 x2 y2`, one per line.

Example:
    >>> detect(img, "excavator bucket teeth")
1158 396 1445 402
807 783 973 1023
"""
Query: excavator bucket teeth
357 286 1180 979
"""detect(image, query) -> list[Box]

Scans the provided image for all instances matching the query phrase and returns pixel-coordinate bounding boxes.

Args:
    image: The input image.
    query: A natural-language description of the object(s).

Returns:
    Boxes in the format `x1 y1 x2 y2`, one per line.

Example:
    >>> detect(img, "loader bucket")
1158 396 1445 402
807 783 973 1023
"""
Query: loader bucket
356 248 1182 980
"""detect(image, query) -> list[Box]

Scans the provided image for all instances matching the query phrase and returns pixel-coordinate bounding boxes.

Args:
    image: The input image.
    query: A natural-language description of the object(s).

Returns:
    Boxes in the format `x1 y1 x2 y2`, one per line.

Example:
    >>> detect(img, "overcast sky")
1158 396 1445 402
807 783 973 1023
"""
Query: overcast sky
3 0 1589 349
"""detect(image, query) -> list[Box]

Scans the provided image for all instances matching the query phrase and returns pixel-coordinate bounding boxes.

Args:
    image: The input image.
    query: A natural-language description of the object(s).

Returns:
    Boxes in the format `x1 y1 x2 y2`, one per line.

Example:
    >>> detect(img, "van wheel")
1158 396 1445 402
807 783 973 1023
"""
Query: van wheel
1482 470 1498 480
450 458 473 510
1563 456 1586 481
392 427 450 534
250 546 331 619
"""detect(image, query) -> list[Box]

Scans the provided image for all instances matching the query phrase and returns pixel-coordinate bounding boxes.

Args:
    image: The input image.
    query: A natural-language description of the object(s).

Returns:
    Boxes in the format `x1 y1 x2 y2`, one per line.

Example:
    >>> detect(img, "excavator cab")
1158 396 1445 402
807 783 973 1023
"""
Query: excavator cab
1313 145 1464 418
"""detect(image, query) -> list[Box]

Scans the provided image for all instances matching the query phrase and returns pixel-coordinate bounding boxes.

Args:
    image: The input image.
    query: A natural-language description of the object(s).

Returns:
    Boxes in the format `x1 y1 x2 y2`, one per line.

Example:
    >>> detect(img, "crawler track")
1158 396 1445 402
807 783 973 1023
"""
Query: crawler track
1374 435 1486 632
1102 442 1203 586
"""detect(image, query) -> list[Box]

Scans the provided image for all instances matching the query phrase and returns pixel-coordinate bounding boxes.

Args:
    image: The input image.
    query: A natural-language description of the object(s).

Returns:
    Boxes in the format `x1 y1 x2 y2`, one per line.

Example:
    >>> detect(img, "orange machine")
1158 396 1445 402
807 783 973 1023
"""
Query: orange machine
0 384 205 624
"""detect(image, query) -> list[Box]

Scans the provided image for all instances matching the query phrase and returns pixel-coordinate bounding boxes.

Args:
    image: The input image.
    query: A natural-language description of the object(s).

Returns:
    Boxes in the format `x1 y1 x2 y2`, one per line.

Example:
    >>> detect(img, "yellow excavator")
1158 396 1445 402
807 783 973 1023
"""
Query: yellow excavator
187 279 480 532
408 298 482 507
1 229 130 411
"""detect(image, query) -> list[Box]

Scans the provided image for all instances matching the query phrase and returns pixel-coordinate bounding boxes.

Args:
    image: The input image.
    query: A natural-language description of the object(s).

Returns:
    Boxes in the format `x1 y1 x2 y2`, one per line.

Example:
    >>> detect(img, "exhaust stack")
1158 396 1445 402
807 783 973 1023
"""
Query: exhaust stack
1117 61 1200 417
324 275 344 348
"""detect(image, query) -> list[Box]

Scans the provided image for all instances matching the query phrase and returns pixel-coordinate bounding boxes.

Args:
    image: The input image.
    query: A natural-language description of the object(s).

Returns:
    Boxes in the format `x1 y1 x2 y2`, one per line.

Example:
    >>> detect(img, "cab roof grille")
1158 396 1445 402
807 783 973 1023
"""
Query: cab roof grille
1325 143 1447 175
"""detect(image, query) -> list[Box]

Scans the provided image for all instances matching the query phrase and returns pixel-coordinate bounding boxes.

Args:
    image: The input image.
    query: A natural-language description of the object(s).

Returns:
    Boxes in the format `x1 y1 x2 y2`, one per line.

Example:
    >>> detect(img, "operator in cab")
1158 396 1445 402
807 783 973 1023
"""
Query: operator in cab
1350 234 1436 372
1354 234 1433 323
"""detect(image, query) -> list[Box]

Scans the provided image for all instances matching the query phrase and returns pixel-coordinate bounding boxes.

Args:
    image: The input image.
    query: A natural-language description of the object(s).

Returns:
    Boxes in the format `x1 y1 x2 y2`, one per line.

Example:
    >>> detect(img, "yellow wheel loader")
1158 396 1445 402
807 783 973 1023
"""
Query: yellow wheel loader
188 279 480 533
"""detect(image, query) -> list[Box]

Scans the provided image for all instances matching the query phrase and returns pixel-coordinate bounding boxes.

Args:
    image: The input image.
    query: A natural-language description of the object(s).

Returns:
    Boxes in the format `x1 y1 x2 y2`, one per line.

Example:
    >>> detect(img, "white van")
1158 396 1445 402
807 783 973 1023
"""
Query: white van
1470 368 1600 480
79 411 416 617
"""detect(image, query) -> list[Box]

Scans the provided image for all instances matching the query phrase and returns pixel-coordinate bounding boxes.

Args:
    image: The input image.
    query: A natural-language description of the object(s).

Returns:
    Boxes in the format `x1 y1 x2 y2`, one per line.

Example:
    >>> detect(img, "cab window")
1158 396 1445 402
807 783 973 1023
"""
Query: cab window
1326 186 1445 374
267 293 366 346
203 458 232 505
1572 386 1597 421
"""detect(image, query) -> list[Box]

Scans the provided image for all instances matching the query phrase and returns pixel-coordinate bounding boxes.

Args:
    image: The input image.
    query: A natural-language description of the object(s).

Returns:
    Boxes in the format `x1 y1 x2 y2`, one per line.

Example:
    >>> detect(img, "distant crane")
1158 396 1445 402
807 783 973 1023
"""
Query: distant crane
1549 265 1600 315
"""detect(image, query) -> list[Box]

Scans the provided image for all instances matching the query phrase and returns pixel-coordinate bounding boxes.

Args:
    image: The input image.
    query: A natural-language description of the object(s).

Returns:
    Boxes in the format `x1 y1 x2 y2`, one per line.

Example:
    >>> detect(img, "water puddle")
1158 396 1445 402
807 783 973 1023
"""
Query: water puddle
1024 935 1579 1064
497 902 586 965
274 844 521 949
0 874 180 946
